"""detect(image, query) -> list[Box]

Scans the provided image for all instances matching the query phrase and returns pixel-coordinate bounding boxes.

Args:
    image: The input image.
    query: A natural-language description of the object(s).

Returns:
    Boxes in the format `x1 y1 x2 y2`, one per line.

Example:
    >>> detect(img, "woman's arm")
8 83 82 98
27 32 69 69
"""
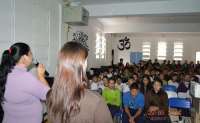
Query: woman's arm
37 64 49 87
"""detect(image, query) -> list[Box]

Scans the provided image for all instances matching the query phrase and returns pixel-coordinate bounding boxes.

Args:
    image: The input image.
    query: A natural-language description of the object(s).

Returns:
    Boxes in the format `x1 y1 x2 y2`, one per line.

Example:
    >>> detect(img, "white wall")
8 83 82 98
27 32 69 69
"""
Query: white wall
0 0 64 75
65 19 111 69
107 33 200 64
2 0 199 72
0 0 110 72
104 23 200 33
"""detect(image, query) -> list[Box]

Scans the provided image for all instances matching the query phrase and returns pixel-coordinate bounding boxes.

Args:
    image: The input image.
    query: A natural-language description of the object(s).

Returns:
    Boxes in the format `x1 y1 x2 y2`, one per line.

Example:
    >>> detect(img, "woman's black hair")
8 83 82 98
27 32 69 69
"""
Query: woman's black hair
140 75 152 94
154 77 163 86
0 42 30 102
142 74 151 83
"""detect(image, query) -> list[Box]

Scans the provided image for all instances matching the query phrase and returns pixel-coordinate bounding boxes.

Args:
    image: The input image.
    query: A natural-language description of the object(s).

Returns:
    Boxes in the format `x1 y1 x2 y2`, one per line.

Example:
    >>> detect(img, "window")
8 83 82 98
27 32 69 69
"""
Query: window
157 41 167 60
196 51 200 63
174 42 183 61
95 33 106 59
142 42 151 60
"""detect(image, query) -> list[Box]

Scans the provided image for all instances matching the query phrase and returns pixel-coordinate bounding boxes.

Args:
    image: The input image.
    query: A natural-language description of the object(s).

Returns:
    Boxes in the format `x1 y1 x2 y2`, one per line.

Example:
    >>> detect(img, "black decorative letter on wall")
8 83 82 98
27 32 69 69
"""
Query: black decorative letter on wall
72 31 89 50
117 36 131 50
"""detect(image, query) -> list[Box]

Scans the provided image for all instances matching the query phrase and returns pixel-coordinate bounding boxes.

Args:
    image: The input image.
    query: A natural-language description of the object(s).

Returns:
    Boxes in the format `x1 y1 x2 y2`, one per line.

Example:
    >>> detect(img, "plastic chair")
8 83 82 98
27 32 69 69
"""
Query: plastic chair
166 91 178 99
169 98 191 108
169 98 192 123
163 85 177 92
177 91 191 99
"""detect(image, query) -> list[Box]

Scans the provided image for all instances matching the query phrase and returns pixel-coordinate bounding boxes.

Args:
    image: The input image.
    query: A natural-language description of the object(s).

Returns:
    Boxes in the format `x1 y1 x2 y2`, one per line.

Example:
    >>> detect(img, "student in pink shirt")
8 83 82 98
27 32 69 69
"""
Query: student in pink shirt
0 42 50 123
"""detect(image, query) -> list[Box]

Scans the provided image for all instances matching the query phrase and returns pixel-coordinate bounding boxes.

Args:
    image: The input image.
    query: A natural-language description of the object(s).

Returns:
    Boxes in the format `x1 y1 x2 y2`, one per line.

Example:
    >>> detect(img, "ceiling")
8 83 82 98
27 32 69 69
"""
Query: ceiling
82 0 170 5
68 0 171 5
66 0 200 33
98 15 200 26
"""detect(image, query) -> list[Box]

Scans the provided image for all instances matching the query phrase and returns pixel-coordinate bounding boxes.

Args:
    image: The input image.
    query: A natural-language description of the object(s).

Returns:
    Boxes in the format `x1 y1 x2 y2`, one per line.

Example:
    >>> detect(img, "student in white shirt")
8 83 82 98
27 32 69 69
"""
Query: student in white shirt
168 74 179 88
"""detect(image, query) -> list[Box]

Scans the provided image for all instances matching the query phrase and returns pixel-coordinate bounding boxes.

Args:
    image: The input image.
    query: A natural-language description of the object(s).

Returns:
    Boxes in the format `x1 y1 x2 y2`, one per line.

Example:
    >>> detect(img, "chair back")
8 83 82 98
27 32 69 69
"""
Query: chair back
166 91 178 99
163 85 177 92
169 98 191 109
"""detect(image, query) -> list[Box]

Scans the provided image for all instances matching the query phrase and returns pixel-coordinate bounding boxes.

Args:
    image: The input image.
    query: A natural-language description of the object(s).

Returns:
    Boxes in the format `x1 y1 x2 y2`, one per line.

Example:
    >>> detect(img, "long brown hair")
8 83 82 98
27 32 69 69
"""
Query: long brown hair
47 41 88 123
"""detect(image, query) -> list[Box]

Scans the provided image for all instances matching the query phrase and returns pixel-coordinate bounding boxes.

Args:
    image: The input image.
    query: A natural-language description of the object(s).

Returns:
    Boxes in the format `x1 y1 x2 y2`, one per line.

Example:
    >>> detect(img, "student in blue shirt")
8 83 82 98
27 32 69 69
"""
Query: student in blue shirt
123 83 144 123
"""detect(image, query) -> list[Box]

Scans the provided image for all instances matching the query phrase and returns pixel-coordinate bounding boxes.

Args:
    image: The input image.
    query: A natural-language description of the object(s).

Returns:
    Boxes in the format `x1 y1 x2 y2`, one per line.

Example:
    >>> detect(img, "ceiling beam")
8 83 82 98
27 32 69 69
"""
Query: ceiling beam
84 0 200 17
103 23 200 33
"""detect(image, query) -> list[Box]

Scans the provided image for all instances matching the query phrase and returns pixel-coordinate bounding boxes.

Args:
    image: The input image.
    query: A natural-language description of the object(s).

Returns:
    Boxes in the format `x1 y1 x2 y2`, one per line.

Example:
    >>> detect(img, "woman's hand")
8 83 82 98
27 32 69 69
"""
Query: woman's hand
129 116 135 123
37 64 45 79
37 64 49 87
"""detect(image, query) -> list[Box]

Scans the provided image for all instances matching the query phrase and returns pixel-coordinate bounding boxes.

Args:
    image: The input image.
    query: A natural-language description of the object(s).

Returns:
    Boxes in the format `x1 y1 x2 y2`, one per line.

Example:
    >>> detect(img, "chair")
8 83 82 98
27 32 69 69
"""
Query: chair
163 85 177 92
169 98 192 123
166 91 178 99
177 91 191 99
169 98 191 109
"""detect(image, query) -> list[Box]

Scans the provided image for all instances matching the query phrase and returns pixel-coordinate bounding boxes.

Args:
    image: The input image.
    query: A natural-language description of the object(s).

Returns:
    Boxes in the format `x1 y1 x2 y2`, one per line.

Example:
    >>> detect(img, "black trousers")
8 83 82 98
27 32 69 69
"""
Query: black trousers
0 105 3 123
107 104 120 118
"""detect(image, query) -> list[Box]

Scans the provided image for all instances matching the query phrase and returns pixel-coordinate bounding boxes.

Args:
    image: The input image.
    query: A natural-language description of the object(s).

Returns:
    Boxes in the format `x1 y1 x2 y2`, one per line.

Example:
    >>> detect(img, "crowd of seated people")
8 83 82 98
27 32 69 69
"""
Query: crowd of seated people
88 58 200 123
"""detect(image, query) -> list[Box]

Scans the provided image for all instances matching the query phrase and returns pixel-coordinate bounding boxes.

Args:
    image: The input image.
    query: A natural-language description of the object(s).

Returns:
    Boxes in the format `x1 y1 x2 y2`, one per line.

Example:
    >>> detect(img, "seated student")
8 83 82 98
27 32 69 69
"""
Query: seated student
107 67 113 78
177 74 191 116
90 75 99 91
140 75 152 97
153 59 160 69
123 83 145 123
115 77 123 91
98 73 104 85
123 68 131 80
145 79 170 123
178 74 190 89
102 78 121 118
177 74 191 98
103 76 109 88
96 74 105 92
168 73 179 88
132 73 140 84
182 60 189 72
159 73 168 85
121 77 134 93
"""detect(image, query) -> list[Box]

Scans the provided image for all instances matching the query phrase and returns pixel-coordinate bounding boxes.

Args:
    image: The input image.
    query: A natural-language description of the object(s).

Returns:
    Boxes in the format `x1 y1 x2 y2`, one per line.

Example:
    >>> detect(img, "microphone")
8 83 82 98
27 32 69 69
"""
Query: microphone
35 62 50 77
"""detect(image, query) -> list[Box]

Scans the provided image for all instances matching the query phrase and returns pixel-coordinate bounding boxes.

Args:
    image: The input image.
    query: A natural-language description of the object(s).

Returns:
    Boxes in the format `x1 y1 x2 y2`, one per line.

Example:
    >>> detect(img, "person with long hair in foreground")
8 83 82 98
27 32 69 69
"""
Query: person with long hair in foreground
47 41 113 123
0 42 50 123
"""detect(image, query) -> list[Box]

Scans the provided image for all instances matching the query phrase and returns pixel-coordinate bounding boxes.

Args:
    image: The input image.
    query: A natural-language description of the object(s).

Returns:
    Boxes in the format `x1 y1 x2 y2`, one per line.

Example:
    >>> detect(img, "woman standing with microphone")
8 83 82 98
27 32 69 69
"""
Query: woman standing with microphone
0 42 50 123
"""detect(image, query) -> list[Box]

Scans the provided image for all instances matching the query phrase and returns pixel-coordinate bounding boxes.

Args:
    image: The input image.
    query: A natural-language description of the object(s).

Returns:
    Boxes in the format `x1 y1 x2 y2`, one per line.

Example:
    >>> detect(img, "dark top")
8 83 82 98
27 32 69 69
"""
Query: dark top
145 89 169 115
140 83 152 97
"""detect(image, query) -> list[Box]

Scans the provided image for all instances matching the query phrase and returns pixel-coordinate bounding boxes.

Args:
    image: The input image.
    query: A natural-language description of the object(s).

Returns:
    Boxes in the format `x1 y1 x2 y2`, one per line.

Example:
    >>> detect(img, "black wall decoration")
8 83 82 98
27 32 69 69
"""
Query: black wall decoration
117 36 131 51
111 49 114 65
72 31 89 50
